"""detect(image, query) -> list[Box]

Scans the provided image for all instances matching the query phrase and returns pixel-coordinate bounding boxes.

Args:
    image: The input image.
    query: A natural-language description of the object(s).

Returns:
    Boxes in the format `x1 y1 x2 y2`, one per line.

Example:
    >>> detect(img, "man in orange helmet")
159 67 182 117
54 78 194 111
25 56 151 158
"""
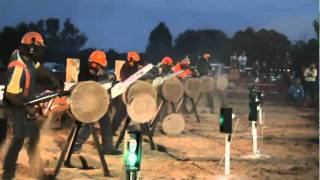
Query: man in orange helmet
2 32 61 180
111 51 143 134
197 53 213 76
172 55 193 80
73 50 120 155
159 56 174 75
120 51 142 81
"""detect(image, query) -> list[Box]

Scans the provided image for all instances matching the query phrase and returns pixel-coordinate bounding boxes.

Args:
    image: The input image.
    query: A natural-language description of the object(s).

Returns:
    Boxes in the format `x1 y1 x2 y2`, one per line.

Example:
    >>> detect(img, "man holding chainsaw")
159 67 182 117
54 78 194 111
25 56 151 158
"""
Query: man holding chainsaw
2 32 61 180
172 56 194 80
196 53 212 76
111 51 143 134
73 50 121 155
120 51 143 81
159 56 174 75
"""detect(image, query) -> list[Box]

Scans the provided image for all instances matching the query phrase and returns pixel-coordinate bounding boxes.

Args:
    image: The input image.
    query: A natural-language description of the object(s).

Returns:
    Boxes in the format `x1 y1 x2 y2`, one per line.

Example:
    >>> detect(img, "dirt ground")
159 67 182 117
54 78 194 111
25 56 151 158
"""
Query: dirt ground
0 86 319 180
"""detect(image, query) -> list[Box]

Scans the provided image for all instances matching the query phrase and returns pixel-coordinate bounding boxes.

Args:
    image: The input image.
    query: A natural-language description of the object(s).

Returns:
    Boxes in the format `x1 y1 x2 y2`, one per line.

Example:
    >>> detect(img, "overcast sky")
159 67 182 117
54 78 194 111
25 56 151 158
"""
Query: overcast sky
0 0 317 52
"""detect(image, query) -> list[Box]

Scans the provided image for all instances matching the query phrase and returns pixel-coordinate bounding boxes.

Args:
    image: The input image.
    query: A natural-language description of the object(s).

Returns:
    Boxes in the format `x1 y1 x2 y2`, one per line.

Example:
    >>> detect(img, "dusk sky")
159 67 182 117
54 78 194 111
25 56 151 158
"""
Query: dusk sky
0 0 317 52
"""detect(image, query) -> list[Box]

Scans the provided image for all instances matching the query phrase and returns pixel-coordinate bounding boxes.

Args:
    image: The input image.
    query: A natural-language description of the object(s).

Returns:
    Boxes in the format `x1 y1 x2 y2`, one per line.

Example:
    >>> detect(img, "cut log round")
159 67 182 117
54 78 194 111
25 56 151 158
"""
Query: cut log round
127 94 157 123
216 76 228 90
201 76 215 93
161 78 184 102
162 113 185 135
69 81 109 123
124 80 157 104
184 78 202 98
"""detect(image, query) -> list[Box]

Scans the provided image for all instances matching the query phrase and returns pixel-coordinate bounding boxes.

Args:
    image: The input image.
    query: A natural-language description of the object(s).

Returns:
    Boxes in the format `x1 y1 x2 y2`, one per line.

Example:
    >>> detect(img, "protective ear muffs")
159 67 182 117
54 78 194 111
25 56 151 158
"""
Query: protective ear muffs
90 62 98 69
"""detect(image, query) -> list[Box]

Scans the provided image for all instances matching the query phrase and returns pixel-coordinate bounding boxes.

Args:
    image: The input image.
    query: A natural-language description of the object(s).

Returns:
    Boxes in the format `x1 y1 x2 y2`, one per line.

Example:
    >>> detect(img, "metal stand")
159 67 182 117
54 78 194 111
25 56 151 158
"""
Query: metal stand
252 121 258 155
241 106 270 159
150 100 165 132
177 96 200 123
225 134 231 175
196 92 215 114
115 116 131 150
257 105 270 158
125 170 138 180
190 97 200 123
115 114 158 151
53 121 111 177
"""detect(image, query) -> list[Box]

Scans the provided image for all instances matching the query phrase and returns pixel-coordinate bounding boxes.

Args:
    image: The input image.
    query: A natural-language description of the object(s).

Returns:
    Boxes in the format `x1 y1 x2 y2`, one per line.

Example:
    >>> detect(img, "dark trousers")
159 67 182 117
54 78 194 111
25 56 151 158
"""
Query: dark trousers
205 92 214 113
0 117 7 146
74 114 114 151
2 106 40 179
111 96 127 135
287 94 304 106
305 82 316 105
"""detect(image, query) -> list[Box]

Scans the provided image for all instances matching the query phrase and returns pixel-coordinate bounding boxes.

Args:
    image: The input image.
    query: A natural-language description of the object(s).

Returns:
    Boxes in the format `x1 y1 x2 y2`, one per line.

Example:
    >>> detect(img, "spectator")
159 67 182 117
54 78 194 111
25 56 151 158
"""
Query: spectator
252 60 260 82
197 53 212 76
303 63 317 106
230 51 238 69
288 78 305 106
261 61 268 82
238 51 247 72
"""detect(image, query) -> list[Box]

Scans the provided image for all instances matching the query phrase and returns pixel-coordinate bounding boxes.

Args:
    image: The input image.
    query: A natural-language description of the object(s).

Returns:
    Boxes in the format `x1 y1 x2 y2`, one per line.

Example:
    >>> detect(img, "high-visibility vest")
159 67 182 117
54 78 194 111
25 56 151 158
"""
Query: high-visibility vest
172 63 192 79
7 60 31 97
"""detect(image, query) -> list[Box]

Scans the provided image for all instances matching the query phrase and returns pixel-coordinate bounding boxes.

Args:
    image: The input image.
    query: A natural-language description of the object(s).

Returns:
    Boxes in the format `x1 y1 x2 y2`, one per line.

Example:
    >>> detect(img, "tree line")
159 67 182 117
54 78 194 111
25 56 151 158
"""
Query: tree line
146 21 318 71
0 18 318 72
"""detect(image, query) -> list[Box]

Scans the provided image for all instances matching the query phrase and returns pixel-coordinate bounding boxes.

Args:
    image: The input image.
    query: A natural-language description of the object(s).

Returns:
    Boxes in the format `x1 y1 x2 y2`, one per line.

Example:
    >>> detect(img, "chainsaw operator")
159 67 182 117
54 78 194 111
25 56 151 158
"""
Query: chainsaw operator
72 50 121 155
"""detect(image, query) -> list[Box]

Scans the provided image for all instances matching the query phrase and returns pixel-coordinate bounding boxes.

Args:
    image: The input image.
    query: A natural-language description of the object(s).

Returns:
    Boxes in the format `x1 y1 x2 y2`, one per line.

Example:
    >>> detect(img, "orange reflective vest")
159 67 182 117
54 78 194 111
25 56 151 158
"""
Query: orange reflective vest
7 60 31 97
171 63 192 80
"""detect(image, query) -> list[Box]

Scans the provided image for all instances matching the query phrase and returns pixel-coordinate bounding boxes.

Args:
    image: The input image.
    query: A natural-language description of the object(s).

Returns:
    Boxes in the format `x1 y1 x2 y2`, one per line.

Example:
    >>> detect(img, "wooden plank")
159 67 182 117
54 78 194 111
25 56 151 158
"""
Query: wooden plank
115 60 126 81
66 58 80 83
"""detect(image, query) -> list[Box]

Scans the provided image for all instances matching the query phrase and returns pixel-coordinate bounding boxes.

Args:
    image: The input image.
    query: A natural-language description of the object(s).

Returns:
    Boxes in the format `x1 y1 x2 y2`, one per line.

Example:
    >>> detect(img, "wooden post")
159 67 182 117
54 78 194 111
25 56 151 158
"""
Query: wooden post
225 134 231 175
252 121 258 155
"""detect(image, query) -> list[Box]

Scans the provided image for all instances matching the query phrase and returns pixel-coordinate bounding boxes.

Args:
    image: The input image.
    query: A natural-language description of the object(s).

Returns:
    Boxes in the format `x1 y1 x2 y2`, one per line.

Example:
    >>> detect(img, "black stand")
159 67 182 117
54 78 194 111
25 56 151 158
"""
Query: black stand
115 99 167 151
190 97 200 123
114 116 158 151
53 121 111 177
177 95 200 123
197 92 215 114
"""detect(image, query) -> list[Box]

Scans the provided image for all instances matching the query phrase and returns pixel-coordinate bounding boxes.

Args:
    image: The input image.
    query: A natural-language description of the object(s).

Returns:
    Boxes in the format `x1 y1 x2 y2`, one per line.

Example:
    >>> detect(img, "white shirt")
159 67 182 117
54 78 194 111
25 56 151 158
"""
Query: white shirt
230 55 237 61
304 68 317 82
238 55 247 66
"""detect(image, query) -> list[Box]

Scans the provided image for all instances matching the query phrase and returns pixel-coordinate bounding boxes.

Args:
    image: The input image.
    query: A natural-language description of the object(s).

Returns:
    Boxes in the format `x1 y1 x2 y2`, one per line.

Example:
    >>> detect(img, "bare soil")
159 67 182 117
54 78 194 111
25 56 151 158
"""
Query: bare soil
0 88 318 180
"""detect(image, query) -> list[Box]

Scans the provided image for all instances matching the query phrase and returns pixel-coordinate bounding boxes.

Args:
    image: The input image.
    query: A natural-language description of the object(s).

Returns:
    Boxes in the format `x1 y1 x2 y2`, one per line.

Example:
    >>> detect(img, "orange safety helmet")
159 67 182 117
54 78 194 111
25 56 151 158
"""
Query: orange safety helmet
127 51 140 62
89 50 107 67
21 31 45 46
180 58 190 66
161 56 173 65
203 53 211 60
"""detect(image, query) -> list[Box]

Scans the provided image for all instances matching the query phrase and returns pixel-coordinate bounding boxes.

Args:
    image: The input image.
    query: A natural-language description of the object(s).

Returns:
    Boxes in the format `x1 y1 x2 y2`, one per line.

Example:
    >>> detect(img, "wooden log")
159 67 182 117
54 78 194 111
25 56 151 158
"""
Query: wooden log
201 76 215 93
228 69 240 81
127 94 157 123
162 113 185 135
216 76 229 90
161 78 184 102
124 80 158 123
184 78 202 98
124 80 157 104
69 81 109 123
